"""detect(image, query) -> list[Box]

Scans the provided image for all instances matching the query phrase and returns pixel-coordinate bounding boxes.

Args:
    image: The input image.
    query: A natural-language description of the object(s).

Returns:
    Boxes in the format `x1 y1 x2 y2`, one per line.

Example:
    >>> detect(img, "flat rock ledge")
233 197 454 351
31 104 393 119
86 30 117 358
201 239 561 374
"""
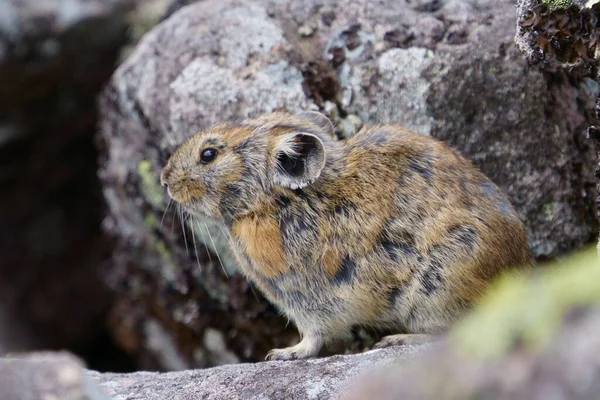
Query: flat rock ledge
89 345 425 399
0 346 426 400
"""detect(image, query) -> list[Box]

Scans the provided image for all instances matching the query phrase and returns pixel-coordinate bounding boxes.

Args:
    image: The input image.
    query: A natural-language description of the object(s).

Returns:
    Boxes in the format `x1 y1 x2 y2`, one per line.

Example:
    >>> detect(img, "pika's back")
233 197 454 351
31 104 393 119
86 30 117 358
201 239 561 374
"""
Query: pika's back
371 125 526 249
301 123 531 294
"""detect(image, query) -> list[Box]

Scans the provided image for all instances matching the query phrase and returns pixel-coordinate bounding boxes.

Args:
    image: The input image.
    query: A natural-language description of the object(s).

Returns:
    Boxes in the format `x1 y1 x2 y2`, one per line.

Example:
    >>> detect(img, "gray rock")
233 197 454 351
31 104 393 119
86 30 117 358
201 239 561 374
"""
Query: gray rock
513 0 600 255
0 352 112 400
514 0 597 76
344 313 600 400
88 345 426 400
589 126 600 256
98 0 598 370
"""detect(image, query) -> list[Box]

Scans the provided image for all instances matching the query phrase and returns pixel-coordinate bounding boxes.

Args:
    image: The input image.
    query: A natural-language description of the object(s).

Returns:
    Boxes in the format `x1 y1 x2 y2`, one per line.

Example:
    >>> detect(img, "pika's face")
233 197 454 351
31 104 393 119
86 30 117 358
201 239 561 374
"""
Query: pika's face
160 126 256 219
161 112 331 221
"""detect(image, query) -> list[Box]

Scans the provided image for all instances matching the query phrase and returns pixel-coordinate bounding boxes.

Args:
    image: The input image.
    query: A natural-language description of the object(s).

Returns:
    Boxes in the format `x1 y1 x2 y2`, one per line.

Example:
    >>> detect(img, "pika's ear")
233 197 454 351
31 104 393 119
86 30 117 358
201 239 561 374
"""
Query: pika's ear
273 132 326 190
298 111 335 138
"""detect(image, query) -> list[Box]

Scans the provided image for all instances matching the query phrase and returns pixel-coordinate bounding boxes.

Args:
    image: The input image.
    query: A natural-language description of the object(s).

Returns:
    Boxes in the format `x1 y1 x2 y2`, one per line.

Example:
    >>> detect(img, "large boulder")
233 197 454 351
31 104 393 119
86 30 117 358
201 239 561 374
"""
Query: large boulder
514 0 600 254
97 0 598 370
88 345 425 399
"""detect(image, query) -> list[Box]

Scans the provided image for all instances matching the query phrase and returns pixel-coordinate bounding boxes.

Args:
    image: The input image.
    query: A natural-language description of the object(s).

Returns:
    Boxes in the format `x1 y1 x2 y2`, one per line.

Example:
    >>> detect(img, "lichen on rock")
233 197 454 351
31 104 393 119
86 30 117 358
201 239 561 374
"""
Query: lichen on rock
517 0 600 75
137 160 164 210
540 0 573 11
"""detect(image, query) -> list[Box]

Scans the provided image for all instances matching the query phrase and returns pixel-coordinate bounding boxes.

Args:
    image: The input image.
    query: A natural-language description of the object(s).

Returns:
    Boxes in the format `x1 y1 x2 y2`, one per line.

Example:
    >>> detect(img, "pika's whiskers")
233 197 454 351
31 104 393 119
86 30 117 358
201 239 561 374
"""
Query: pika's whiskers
202 221 228 279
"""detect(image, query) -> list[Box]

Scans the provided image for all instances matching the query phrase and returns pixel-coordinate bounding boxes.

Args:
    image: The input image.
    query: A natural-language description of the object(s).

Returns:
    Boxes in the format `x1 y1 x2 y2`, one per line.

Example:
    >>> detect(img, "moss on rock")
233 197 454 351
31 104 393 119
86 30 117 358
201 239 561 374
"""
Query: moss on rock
137 160 164 210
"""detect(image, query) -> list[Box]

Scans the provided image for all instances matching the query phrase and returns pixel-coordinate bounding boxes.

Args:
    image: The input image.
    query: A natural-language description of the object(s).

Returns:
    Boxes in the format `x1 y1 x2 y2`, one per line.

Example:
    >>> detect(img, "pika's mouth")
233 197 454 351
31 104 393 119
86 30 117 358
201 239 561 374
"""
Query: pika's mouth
165 185 191 206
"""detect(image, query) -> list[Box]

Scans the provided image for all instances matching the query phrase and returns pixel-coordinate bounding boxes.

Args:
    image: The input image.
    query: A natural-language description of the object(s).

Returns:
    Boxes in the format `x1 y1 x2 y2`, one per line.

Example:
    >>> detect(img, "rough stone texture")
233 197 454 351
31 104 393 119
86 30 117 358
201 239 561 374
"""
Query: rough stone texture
590 127 600 256
0 352 111 400
514 0 600 254
88 345 425 400
98 0 598 370
515 0 598 76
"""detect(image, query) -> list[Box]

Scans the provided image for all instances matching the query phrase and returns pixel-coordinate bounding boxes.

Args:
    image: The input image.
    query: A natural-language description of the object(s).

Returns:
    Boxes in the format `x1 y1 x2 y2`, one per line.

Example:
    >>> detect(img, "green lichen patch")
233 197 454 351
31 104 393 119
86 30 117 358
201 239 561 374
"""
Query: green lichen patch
137 160 165 210
453 245 600 358
155 240 176 267
540 0 572 11
144 212 159 230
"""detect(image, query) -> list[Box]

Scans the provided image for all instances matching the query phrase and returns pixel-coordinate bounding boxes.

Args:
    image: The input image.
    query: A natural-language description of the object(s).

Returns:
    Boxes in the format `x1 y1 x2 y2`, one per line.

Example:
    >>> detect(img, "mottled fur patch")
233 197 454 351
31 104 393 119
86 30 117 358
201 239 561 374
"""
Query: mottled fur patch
232 216 288 278
362 128 390 146
420 255 444 295
333 256 356 285
323 249 343 279
447 224 477 250
407 154 433 184
334 200 357 217
387 287 403 308
382 241 419 261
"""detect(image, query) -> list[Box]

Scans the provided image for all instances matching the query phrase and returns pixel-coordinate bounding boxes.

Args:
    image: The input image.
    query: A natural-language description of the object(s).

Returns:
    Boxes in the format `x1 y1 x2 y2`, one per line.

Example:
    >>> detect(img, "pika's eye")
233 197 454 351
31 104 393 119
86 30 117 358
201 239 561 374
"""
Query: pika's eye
200 148 218 164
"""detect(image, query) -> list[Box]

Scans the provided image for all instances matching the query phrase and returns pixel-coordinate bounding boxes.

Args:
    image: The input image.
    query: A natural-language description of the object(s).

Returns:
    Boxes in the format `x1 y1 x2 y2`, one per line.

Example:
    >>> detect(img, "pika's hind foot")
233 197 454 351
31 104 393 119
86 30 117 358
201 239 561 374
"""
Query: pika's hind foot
374 333 434 349
265 335 322 361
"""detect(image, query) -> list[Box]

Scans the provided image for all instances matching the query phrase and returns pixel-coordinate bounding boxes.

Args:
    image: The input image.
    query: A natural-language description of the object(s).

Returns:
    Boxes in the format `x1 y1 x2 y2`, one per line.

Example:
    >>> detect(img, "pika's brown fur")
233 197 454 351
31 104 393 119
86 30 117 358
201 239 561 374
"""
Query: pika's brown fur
161 111 531 360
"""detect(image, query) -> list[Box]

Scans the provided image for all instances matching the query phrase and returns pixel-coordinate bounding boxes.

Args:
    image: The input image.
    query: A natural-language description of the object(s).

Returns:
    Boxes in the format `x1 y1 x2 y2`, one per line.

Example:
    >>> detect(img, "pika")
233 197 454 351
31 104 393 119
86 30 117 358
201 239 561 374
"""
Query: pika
160 111 531 360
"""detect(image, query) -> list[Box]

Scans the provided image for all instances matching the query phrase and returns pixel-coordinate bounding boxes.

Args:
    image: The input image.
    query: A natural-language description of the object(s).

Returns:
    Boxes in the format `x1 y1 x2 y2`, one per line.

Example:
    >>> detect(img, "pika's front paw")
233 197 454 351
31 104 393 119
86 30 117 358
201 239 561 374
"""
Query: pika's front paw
265 347 299 361
374 333 433 349
265 336 322 361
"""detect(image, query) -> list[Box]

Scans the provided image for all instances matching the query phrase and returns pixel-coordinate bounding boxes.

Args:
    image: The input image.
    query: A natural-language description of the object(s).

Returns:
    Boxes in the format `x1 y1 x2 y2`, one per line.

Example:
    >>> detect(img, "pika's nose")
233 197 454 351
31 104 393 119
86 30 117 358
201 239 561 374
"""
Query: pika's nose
160 166 171 187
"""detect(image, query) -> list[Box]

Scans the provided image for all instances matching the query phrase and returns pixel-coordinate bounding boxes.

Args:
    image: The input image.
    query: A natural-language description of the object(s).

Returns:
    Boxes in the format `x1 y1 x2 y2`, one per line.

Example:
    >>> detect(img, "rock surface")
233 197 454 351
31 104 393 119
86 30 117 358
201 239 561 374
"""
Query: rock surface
88 345 425 400
514 0 600 254
97 0 598 370
0 352 110 400
515 0 599 77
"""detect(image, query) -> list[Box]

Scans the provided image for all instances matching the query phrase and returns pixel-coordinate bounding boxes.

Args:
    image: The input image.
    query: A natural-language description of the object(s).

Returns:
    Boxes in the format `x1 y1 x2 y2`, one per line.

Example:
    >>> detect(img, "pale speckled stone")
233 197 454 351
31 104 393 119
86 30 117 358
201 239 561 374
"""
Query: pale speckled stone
88 345 427 400
0 352 112 400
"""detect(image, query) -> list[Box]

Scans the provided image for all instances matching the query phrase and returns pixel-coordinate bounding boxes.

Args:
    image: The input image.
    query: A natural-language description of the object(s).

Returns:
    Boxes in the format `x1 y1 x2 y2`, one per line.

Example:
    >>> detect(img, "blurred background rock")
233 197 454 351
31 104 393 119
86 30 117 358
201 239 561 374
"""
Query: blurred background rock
0 0 598 374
